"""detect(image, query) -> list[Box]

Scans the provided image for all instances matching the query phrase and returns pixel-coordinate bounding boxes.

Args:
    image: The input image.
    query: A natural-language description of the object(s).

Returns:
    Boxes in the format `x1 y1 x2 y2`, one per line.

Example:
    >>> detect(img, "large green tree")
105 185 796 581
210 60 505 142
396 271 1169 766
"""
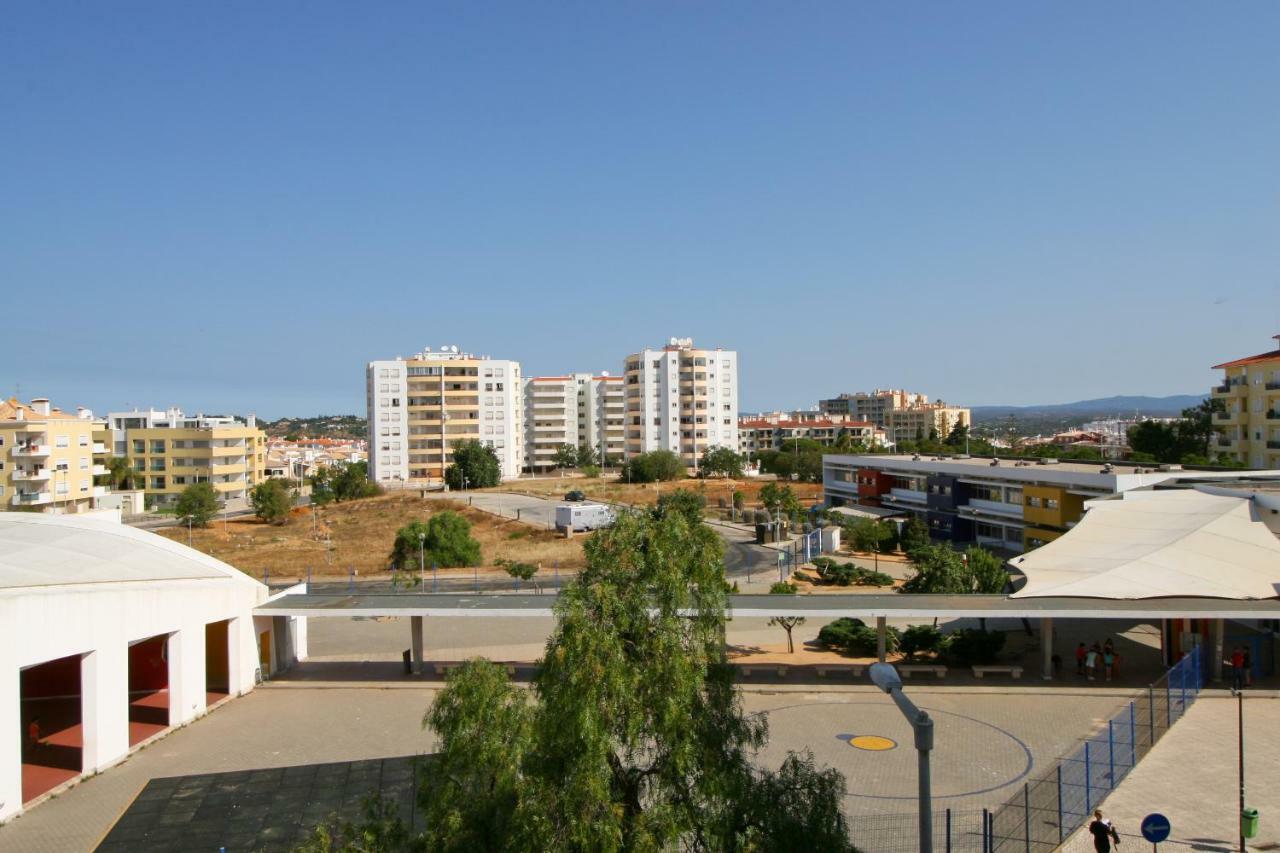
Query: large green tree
698 446 745 478
250 478 294 525
310 461 381 505
390 511 482 569
175 481 219 528
308 510 859 851
445 440 501 490
618 449 684 483
899 515 931 556
901 543 1008 594
552 443 579 470
759 482 801 518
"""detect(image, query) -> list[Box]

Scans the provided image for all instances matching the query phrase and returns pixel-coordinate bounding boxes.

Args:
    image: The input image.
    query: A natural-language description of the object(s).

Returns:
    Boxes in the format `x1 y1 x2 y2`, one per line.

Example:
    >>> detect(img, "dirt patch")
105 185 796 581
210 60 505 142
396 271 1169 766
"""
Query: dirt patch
154 493 585 579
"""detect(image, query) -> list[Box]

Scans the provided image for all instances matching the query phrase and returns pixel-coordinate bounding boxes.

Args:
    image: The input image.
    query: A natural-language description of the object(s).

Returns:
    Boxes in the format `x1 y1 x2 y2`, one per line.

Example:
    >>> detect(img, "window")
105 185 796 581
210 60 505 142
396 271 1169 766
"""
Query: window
79 457 89 469
80 478 89 491
1046 498 1060 510
1027 496 1042 508
55 435 70 448
79 435 89 446
495 383 504 391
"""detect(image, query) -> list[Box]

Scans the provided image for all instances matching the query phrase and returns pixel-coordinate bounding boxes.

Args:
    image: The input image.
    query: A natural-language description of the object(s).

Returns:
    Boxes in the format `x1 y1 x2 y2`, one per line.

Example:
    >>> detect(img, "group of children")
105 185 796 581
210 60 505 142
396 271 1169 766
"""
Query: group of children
1074 639 1119 681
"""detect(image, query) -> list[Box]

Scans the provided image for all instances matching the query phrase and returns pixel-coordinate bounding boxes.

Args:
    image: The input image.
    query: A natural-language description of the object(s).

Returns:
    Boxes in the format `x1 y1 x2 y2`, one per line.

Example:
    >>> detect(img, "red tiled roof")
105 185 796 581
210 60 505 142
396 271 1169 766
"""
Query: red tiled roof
1213 348 1280 369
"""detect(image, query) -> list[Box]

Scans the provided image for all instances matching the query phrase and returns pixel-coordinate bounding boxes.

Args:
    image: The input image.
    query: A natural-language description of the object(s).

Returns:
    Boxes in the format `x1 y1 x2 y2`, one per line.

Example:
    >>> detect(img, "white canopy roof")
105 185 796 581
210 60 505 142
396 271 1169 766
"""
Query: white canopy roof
0 512 261 591
1010 490 1280 600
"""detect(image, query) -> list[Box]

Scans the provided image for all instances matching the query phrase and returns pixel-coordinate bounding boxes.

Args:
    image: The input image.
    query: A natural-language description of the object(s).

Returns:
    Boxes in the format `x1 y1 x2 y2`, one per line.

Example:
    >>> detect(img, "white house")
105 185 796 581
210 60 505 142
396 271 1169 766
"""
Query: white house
0 513 306 821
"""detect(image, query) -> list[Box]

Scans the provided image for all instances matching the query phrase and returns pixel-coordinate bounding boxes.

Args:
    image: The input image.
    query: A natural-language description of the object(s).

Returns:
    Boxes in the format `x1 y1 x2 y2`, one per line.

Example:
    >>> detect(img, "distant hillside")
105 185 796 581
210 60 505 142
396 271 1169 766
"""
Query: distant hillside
971 394 1204 435
972 394 1203 422
263 414 367 440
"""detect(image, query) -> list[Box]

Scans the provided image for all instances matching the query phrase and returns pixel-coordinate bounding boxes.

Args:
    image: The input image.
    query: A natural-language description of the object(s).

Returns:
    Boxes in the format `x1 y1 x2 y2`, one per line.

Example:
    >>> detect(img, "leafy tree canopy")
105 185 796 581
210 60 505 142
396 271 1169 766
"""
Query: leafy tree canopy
175 482 219 528
310 461 382 505
390 511 482 569
619 449 684 483
250 478 293 525
699 446 745 478
446 440 501 490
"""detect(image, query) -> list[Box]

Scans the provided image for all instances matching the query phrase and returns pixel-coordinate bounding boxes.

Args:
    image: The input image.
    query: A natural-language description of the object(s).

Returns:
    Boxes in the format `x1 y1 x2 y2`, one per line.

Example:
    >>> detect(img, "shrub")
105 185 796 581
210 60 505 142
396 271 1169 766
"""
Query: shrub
816 618 900 656
768 581 798 595
390 511 482 569
732 490 745 510
175 482 219 528
619 450 684 484
445 440 501 490
653 489 706 526
942 629 1006 664
581 465 601 479
899 625 942 660
250 478 293 525
816 617 865 649
856 570 895 587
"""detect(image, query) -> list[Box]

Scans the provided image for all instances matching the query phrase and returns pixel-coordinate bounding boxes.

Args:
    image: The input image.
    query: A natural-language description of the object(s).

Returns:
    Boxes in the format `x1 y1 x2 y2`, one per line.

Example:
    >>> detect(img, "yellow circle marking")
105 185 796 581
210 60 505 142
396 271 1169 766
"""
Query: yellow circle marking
849 735 897 751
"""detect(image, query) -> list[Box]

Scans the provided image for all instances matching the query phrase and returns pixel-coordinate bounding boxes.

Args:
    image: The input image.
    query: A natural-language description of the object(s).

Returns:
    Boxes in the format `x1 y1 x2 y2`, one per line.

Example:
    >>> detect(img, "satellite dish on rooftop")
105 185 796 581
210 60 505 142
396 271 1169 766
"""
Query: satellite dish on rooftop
451 345 459 353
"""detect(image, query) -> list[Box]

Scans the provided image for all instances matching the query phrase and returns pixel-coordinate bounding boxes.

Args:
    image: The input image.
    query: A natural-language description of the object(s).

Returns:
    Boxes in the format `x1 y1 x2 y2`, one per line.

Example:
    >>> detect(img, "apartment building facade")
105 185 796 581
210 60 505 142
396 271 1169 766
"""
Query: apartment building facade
823 454 1262 554
523 373 626 473
1211 334 1280 469
623 338 738 466
819 389 969 444
106 408 266 507
367 347 522 484
737 418 879 456
1 398 109 513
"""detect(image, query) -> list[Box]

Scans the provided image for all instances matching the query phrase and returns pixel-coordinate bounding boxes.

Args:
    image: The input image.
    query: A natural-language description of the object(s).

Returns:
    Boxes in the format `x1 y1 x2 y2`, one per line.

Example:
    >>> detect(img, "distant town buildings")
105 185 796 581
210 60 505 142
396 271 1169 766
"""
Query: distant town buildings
264 436 366 482
1 397 109 514
624 338 739 466
366 347 523 485
523 373 625 473
1211 333 1280 469
105 408 267 508
818 389 970 444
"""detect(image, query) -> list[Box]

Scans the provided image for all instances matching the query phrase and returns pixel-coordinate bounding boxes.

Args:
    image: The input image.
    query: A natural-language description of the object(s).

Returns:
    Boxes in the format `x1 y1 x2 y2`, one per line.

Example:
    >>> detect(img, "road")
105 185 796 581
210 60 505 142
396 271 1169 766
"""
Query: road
430 490 779 588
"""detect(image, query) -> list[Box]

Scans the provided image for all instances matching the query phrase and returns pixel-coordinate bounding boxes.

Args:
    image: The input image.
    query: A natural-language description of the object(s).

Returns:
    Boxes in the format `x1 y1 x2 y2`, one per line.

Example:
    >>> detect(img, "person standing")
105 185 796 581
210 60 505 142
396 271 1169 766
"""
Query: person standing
1085 645 1099 681
1088 810 1120 852
1075 642 1087 676
1242 645 1253 687
1103 646 1115 682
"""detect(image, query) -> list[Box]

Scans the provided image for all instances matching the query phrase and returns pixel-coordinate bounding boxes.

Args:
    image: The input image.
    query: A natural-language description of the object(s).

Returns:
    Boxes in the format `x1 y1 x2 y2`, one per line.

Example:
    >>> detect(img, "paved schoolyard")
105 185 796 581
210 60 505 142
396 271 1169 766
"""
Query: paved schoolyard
1059 694 1280 852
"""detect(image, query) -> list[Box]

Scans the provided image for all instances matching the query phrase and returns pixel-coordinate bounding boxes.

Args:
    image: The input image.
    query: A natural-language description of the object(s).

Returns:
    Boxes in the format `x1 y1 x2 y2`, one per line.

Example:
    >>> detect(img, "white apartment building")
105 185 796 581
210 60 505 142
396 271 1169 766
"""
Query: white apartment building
367 347 523 484
623 338 738 466
523 372 626 472
819 389 970 444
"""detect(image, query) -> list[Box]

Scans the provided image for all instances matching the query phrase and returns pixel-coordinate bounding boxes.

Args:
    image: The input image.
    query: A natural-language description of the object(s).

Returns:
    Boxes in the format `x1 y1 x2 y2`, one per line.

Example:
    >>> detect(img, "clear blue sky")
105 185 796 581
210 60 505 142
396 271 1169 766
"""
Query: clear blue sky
4 3 1278 418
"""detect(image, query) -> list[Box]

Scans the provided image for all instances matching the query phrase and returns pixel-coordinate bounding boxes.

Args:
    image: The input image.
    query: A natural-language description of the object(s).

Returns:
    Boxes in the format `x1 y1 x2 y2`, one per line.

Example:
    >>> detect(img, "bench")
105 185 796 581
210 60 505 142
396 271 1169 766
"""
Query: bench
739 664 790 678
899 665 947 678
972 665 1023 679
815 664 866 678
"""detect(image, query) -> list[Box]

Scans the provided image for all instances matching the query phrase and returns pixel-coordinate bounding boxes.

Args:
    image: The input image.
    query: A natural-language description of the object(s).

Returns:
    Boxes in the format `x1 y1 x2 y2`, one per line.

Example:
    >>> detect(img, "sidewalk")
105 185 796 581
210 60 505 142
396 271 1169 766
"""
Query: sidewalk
1059 694 1279 851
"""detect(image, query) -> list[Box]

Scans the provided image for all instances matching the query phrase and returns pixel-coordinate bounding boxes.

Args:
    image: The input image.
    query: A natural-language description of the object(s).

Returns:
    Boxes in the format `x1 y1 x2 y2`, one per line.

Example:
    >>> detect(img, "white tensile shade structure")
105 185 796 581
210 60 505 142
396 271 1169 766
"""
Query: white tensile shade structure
1010 490 1280 600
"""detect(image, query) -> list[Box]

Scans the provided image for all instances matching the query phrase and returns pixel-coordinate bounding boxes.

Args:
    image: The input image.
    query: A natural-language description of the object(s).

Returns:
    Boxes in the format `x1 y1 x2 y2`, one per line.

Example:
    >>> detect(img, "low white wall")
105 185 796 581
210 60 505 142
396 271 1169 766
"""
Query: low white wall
0 577 266 822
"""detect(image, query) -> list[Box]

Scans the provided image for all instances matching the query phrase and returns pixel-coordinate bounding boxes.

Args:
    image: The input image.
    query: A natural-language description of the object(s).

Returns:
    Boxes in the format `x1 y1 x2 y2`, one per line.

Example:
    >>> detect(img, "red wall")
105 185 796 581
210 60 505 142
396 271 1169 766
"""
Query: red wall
21 654 82 700
129 636 169 692
857 468 892 504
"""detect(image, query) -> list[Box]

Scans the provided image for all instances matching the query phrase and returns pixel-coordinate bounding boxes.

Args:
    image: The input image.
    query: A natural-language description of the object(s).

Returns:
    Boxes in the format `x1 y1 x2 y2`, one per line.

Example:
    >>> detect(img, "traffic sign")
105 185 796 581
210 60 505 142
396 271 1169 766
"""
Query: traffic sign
1141 813 1171 844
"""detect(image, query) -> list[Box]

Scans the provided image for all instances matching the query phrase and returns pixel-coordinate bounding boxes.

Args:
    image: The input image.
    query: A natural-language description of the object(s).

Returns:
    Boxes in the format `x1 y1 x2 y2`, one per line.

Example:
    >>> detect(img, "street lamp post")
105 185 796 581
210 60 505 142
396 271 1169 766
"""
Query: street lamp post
870 663 934 853
1237 689 1246 853
418 532 426 591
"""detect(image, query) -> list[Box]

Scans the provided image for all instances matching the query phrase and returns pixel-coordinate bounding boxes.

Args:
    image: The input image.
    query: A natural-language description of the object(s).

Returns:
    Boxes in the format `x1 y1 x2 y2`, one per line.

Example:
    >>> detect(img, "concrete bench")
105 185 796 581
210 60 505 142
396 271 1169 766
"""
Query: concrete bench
739 664 790 678
972 665 1023 679
899 665 947 678
815 664 866 678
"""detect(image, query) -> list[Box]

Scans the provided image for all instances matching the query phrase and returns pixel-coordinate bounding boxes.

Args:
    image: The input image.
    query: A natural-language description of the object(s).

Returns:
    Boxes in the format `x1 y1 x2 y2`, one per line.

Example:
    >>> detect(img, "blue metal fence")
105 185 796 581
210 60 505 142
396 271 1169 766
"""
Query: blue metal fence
987 650 1203 851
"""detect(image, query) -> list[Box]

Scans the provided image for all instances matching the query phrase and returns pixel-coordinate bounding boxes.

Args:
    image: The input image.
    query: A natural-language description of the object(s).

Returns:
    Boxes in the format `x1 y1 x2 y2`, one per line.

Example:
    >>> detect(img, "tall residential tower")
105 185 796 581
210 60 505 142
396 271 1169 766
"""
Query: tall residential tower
623 337 738 466
367 346 523 484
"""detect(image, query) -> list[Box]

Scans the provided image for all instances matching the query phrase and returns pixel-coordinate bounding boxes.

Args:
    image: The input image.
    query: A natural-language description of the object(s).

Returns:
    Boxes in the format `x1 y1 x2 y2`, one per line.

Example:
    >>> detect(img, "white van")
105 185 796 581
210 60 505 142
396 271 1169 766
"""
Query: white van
555 502 616 532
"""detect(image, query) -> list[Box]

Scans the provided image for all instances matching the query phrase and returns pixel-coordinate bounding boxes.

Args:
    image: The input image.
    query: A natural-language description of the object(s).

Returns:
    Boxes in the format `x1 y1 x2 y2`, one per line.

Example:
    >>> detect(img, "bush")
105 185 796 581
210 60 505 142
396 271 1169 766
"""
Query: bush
899 625 942 660
581 465 601 479
445 440 501 490
942 629 1006 664
816 617 901 656
653 489 706 526
619 450 684 484
250 478 294 525
390 511 482 569
732 490 745 510
769 581 798 595
812 560 894 588
175 482 219 528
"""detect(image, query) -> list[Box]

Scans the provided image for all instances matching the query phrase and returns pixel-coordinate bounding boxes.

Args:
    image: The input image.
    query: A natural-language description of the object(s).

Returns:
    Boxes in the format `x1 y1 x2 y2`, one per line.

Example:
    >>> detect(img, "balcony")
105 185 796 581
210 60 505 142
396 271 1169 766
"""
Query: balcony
960 498 1023 519
12 468 52 480
11 491 52 505
92 442 107 453
12 444 51 456
1266 382 1280 391
1268 441 1280 450
885 488 927 505
1268 411 1280 421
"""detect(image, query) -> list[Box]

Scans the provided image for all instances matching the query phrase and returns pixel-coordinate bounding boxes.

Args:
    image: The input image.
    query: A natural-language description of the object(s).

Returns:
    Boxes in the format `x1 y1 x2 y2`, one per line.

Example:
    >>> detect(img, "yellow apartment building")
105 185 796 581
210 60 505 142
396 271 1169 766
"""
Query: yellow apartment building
1211 334 1280 469
1 397 109 513
106 408 266 508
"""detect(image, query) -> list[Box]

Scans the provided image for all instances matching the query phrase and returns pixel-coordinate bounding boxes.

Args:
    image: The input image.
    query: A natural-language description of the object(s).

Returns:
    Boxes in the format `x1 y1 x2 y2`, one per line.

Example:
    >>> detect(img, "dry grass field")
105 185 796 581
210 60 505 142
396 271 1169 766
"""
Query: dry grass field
492 475 823 511
155 493 585 580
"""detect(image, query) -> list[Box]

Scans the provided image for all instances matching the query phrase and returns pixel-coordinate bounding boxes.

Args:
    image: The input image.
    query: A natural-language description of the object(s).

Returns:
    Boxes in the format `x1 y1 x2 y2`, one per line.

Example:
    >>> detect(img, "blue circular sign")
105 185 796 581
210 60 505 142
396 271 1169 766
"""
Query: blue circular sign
1141 813 1171 843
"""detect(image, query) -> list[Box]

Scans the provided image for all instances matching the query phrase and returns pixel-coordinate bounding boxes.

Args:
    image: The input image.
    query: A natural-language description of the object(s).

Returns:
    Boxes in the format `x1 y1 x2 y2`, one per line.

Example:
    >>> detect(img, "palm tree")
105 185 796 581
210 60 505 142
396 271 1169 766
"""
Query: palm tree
104 456 144 490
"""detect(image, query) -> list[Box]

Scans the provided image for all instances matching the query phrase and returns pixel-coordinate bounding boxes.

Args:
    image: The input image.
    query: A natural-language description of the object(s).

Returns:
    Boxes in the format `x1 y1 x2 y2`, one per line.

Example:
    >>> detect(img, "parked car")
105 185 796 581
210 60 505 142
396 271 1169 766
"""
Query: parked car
564 490 587 502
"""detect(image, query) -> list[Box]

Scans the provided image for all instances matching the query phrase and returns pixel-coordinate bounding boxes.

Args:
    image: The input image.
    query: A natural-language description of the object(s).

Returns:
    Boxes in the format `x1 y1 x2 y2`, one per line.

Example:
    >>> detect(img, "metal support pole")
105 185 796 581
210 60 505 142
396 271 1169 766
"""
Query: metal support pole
946 808 952 853
410 615 424 675
1129 701 1137 767
1149 686 1155 744
1108 720 1116 789
1041 616 1054 680
982 808 989 853
919 718 933 853
1212 618 1225 682
876 616 888 663
1056 764 1064 844
1085 740 1092 813
1024 782 1031 852
1238 691 1246 853
1180 656 1187 716
433 562 438 593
